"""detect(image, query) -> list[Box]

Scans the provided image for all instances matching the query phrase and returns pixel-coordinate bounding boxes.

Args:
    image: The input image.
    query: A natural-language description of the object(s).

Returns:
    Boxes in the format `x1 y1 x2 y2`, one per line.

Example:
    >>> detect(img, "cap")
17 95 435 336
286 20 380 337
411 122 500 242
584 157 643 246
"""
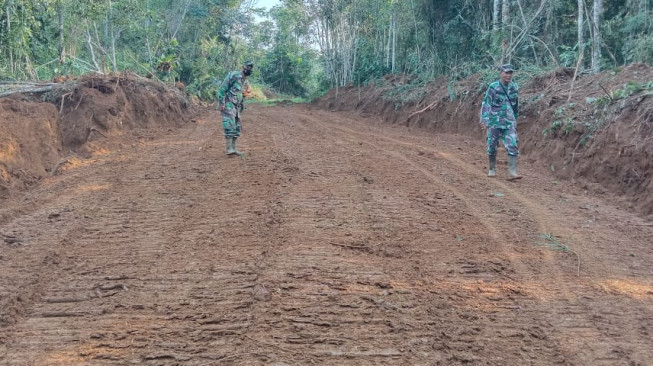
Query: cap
499 64 514 72
243 60 254 67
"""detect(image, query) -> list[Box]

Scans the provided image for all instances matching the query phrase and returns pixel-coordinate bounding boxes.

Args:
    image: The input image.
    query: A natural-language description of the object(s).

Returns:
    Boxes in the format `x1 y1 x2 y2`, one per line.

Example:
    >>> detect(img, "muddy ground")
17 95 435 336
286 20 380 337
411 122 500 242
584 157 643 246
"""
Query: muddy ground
1 72 653 365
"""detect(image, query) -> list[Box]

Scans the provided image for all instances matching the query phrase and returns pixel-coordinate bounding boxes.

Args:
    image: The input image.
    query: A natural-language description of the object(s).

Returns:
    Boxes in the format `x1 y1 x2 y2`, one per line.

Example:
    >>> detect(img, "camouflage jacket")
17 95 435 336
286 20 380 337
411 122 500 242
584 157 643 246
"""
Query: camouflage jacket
480 80 519 129
217 71 250 114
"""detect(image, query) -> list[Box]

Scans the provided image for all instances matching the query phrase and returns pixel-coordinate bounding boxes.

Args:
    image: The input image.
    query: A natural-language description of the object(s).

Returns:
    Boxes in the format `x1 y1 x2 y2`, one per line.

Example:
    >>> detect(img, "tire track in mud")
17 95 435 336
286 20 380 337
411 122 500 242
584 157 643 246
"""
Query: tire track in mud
286 105 653 365
249 107 565 363
0 154 128 349
2 121 286 364
1 106 652 365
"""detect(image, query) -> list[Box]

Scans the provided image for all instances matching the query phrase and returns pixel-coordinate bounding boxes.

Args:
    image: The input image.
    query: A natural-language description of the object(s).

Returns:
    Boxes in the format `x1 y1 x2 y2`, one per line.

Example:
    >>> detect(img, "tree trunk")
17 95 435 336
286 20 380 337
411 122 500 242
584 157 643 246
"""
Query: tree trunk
386 12 392 69
591 0 602 73
6 0 14 73
577 0 584 49
145 0 153 67
86 27 101 72
515 0 540 65
577 0 584 70
58 0 65 65
502 0 510 28
493 0 500 30
108 0 117 72
171 0 193 41
93 22 107 73
410 0 421 66
392 11 396 74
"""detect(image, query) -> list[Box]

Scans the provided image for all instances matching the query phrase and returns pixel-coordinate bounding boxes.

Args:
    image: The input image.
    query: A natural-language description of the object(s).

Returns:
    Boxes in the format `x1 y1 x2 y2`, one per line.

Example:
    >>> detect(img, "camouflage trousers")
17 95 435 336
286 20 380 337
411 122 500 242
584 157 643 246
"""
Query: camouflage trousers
486 126 519 156
222 108 242 138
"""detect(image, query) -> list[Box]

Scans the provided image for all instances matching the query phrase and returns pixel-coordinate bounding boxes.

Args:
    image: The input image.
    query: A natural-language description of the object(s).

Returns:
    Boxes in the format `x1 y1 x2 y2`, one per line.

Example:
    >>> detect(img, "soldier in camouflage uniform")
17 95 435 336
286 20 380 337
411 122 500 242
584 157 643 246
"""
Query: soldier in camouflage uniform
217 60 253 155
480 64 522 180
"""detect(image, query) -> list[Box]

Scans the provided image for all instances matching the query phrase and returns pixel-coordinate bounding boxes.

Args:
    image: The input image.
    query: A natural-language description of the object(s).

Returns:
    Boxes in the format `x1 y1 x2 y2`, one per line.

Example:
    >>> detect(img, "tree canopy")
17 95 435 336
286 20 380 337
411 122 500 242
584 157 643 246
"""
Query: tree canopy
0 0 651 98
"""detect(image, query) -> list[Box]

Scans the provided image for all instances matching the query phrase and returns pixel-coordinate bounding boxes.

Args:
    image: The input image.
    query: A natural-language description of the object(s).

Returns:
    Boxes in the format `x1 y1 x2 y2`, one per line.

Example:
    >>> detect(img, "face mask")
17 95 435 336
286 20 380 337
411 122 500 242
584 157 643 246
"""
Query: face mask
244 68 252 76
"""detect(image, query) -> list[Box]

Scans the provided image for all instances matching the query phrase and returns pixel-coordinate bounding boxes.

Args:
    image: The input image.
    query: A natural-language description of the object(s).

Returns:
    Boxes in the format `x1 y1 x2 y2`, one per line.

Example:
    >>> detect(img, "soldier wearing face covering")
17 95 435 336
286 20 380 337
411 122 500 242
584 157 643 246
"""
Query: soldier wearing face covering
217 60 253 156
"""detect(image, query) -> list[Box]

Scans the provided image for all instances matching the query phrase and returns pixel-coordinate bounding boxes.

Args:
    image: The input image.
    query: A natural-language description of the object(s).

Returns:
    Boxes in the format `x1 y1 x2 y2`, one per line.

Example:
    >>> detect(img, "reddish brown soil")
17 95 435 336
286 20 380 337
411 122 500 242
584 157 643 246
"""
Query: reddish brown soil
315 63 653 217
0 73 192 201
1 89 653 364
0 98 61 196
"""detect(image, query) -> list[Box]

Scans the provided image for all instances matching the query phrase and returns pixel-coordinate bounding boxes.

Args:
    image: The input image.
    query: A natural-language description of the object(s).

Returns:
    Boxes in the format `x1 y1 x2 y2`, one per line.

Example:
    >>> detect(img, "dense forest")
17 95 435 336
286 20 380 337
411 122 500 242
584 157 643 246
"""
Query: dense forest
1 0 652 99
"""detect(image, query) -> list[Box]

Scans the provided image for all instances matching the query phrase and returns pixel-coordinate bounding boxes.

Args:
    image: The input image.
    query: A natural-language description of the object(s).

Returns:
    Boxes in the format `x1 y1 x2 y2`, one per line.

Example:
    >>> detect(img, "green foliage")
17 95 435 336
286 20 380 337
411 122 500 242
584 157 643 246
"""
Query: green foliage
603 10 653 66
535 233 570 252
543 118 574 136
595 81 653 104
381 77 428 105
257 1 321 98
558 45 581 68
625 34 653 64
253 96 310 106
0 0 652 100
260 44 313 97
542 103 577 137
156 50 180 82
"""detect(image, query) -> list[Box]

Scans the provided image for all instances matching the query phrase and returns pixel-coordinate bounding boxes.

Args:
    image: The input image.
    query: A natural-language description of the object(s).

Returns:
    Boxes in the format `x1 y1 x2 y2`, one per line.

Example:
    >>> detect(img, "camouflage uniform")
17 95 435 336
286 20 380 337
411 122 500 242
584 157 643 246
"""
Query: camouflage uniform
217 70 250 138
480 80 519 156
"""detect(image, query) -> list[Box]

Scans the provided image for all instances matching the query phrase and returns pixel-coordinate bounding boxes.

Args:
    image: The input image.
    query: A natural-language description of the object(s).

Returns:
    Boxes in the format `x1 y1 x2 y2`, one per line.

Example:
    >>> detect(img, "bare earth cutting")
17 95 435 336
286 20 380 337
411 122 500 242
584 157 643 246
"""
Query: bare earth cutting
0 71 652 365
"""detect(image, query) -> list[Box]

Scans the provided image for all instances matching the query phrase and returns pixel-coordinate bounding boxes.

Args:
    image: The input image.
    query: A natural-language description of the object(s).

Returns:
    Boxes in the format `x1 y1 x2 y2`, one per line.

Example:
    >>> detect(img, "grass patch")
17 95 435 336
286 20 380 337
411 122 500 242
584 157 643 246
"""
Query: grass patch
250 97 310 106
243 84 311 106
534 233 580 276
535 233 570 251
380 77 429 107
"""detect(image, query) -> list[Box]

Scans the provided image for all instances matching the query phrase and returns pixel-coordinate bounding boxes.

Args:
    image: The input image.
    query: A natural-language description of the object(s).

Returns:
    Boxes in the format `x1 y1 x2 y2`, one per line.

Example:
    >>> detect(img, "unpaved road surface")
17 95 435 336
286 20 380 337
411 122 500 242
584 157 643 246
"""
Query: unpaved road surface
1 104 652 365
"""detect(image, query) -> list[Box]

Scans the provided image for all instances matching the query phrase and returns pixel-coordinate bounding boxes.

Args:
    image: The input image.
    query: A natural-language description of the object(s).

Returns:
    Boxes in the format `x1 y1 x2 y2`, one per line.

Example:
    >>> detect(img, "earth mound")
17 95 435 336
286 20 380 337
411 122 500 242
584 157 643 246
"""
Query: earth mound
0 73 195 197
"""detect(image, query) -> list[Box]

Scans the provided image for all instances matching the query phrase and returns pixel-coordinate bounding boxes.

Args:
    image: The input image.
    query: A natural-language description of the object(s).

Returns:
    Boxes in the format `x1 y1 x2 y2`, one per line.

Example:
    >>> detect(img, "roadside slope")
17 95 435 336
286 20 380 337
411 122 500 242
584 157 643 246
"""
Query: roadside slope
0 74 193 201
314 64 653 217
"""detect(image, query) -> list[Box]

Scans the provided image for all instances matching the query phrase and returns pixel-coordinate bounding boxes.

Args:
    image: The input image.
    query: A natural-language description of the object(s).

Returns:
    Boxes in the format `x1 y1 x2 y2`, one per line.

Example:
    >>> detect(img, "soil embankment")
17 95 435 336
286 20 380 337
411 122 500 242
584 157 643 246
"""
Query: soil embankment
0 74 193 199
314 64 653 217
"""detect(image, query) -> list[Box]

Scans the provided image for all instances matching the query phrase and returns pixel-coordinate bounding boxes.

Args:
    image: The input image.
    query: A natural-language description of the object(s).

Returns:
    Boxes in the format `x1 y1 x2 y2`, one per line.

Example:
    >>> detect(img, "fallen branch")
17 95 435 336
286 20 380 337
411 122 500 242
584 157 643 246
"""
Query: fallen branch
567 51 584 104
104 275 130 280
0 85 59 98
99 283 128 291
59 92 72 114
0 81 57 86
42 311 83 318
598 82 613 102
330 242 369 251
403 99 439 126
88 127 109 140
44 296 90 303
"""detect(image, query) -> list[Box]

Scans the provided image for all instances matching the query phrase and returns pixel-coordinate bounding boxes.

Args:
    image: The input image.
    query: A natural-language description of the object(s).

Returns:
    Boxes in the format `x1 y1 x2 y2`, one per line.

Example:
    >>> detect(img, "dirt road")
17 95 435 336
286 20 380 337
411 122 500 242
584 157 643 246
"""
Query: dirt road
1 104 652 365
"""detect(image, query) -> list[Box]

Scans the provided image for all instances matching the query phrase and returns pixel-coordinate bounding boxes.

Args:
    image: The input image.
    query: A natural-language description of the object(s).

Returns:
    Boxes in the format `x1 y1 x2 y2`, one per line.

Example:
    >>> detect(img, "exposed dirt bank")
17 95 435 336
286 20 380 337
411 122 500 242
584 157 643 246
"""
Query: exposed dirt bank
0 73 194 198
314 64 653 217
